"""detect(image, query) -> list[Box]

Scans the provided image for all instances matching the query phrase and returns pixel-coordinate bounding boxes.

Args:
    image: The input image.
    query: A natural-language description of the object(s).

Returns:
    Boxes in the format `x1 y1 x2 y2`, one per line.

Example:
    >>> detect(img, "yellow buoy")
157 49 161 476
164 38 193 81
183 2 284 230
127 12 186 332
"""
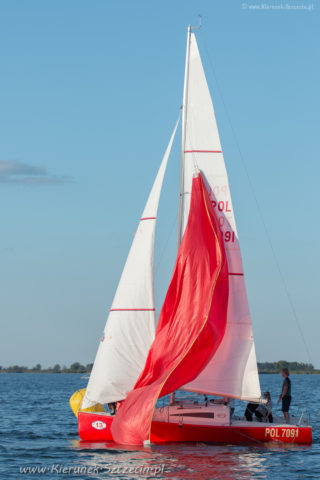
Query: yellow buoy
69 388 105 418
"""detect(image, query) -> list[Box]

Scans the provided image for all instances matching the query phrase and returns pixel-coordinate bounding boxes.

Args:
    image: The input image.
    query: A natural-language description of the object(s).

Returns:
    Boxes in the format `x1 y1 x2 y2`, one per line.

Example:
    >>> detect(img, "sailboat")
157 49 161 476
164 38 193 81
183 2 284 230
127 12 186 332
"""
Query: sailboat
70 26 312 445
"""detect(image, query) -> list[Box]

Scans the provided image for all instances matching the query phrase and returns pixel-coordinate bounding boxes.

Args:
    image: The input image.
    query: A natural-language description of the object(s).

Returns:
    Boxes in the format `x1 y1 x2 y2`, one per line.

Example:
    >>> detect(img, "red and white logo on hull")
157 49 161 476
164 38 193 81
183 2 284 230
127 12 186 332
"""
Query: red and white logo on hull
92 420 106 430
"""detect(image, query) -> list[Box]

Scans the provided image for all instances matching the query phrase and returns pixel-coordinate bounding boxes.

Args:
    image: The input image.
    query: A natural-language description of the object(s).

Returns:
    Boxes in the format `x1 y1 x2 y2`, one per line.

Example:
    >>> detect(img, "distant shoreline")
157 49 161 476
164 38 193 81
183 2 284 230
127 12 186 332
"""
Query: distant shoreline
1 371 319 375
1 361 319 374
257 361 320 374
258 371 319 374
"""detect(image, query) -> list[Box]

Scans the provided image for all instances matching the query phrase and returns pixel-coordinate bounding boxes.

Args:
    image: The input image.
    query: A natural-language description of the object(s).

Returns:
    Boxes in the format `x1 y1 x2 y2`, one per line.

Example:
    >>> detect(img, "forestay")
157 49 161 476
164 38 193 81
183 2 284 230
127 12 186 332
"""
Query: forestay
179 30 261 401
82 119 179 409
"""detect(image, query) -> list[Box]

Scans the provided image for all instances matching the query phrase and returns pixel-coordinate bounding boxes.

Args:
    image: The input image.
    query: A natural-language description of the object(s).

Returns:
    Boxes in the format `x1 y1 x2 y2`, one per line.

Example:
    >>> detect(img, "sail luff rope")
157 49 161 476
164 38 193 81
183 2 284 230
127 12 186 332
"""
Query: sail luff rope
177 26 192 248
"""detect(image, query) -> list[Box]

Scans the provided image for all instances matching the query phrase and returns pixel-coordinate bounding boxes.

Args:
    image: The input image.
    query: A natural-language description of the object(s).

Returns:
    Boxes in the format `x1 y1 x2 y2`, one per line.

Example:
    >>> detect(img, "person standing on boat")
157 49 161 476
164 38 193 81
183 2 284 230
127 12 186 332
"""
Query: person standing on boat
277 368 291 423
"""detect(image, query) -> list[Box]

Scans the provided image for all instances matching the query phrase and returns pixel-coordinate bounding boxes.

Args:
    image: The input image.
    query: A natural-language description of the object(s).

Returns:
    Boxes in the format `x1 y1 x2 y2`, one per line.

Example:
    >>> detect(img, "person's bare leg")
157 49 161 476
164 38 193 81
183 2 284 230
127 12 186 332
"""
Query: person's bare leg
284 412 290 424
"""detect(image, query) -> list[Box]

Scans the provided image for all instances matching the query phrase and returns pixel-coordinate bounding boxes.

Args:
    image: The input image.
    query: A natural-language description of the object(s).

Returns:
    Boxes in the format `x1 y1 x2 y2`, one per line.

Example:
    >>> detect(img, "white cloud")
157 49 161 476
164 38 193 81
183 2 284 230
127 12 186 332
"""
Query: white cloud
0 160 73 185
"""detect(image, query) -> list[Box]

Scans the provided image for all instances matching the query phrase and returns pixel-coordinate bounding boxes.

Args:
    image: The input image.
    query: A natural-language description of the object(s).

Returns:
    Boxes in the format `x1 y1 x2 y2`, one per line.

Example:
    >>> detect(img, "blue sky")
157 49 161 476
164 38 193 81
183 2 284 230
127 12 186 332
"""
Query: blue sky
1 0 319 368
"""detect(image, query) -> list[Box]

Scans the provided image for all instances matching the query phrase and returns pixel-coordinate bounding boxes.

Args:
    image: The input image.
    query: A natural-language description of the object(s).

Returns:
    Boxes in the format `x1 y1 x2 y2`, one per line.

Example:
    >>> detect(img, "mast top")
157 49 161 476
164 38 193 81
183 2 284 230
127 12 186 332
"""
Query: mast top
190 15 202 31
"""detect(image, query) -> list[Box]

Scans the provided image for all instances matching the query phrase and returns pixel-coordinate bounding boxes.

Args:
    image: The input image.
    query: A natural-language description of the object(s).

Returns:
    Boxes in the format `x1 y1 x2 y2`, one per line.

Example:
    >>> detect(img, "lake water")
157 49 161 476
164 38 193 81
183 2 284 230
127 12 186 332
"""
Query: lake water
1 373 319 479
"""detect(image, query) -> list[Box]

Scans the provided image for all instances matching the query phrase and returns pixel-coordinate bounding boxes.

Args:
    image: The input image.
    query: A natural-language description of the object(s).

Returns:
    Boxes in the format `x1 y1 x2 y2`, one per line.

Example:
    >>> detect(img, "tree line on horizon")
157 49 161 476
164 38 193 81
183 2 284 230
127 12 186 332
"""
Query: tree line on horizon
0 360 319 374
0 362 93 374
258 360 319 374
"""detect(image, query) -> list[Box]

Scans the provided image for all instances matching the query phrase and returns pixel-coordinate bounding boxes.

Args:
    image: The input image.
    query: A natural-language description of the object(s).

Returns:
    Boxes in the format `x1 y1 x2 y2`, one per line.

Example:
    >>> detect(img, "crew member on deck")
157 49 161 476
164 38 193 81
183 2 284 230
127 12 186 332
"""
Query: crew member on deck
107 402 117 415
277 368 292 423
255 391 273 423
224 397 235 417
244 402 258 421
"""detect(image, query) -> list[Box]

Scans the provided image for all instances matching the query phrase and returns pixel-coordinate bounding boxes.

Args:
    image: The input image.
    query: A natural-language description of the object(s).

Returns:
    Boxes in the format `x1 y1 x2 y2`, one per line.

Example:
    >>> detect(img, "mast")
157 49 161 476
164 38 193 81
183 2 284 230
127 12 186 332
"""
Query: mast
177 25 191 248
171 24 195 406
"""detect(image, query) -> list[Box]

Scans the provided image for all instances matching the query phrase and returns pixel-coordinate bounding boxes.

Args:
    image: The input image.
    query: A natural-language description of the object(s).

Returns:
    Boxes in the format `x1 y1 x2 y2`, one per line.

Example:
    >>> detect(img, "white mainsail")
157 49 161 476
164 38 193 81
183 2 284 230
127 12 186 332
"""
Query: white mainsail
179 29 261 401
82 119 179 409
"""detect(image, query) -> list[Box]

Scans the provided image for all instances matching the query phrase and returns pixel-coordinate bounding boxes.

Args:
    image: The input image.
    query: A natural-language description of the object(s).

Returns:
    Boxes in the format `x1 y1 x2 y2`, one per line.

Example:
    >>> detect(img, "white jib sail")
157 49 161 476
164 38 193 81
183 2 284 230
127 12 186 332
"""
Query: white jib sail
82 119 179 408
179 30 261 402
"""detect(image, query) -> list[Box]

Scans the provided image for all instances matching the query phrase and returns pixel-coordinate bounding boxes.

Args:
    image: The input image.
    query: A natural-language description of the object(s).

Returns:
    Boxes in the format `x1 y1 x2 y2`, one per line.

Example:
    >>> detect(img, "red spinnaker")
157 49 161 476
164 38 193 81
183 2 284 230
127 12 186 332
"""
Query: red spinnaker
111 173 229 445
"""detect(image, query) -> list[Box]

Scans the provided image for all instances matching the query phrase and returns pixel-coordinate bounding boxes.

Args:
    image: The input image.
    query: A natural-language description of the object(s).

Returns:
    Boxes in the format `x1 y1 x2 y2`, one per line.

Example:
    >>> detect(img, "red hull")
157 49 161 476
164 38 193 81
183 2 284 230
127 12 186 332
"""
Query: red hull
78 412 312 445
150 420 312 444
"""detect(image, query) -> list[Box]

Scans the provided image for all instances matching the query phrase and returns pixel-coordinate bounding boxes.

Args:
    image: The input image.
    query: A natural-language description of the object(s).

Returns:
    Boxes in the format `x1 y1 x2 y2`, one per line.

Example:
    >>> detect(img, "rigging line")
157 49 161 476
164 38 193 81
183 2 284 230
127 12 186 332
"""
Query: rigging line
154 213 178 278
199 30 312 365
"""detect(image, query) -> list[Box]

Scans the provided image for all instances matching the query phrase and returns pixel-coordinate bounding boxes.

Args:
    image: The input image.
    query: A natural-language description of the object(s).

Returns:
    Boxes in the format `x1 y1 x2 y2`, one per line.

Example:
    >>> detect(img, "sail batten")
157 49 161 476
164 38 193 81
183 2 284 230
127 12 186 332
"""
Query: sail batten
178 32 261 401
81 118 179 409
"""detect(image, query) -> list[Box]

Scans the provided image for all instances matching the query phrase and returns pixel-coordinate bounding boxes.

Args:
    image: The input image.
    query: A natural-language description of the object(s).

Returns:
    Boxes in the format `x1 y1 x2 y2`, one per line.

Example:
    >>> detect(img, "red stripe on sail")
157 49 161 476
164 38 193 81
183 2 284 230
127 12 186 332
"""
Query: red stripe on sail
110 308 155 312
140 217 156 221
184 150 222 153
228 273 244 276
111 173 229 445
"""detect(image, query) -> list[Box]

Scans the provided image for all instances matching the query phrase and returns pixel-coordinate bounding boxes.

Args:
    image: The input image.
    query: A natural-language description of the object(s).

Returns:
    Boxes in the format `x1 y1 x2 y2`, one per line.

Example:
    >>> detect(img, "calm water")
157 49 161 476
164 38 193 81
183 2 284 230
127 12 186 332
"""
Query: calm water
1 374 320 479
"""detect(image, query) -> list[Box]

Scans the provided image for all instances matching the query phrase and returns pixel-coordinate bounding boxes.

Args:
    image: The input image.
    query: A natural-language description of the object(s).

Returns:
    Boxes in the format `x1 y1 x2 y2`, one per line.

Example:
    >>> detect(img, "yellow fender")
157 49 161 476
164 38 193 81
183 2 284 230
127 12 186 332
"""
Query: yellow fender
69 388 105 418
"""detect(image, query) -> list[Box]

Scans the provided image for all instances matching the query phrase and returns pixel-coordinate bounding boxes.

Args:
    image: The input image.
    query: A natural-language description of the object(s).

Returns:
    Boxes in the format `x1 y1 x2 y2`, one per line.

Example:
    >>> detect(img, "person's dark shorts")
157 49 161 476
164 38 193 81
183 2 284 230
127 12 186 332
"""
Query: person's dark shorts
282 395 291 412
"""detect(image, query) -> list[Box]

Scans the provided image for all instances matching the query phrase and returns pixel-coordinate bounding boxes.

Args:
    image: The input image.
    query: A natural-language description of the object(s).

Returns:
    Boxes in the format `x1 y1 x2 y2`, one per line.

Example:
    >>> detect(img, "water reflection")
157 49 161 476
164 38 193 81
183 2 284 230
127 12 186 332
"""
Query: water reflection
72 440 274 479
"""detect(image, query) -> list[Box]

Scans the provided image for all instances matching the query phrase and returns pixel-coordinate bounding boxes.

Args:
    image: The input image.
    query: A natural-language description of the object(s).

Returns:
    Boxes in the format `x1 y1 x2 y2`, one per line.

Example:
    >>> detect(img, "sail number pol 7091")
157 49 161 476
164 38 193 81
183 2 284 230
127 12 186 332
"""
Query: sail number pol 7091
265 427 298 439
